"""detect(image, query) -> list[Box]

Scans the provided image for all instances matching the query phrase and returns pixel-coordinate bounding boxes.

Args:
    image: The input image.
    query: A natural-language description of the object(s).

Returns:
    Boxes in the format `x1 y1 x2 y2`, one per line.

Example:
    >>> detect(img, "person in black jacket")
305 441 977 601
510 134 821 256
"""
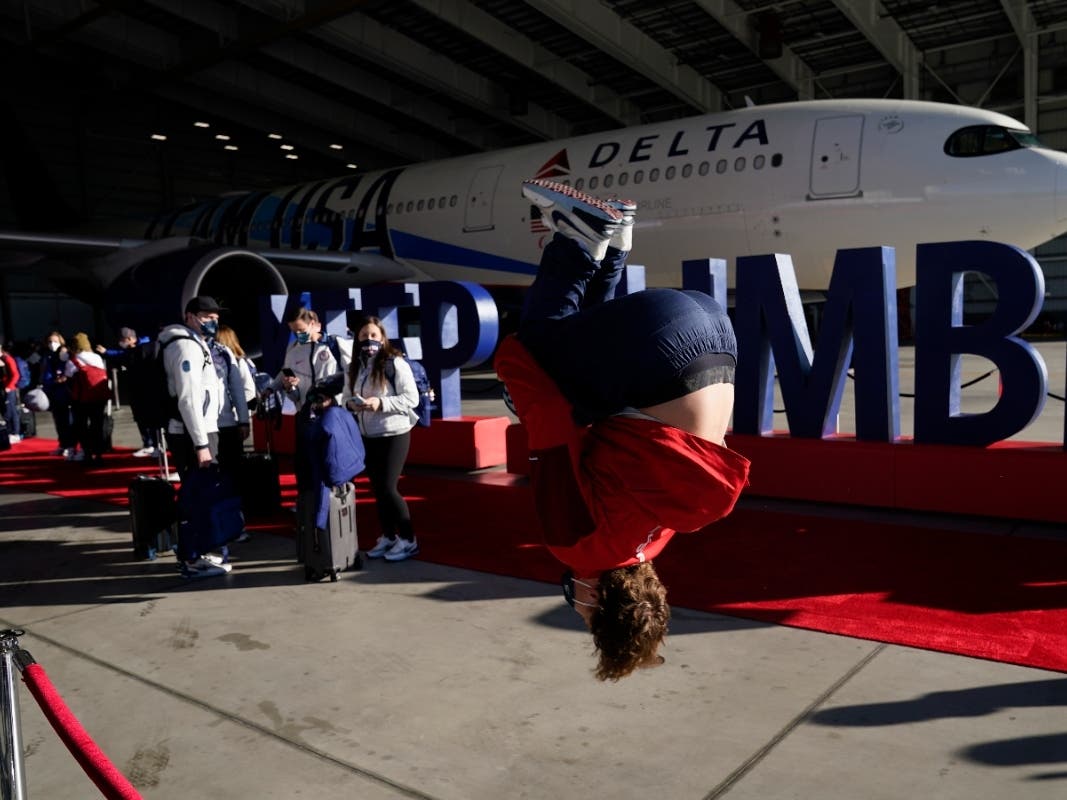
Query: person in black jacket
98 327 157 457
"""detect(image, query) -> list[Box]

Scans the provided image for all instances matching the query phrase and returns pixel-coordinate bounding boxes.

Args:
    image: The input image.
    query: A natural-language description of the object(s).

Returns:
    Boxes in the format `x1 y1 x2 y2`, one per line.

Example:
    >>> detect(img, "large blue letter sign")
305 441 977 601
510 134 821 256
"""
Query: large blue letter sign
913 241 1047 446
734 248 899 440
418 281 499 418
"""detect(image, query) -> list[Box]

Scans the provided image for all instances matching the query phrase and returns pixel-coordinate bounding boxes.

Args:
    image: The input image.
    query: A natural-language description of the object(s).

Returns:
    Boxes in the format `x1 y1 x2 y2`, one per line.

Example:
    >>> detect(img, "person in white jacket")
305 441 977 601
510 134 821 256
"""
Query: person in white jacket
343 316 420 562
161 296 229 578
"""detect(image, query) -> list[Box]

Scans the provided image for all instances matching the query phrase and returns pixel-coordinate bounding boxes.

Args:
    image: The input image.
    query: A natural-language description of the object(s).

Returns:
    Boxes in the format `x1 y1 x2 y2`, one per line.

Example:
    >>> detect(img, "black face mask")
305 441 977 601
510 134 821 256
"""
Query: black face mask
360 340 382 361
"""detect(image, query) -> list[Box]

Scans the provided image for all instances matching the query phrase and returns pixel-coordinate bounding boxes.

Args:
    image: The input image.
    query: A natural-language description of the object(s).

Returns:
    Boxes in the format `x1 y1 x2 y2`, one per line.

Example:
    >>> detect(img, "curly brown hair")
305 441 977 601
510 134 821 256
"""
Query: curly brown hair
589 562 670 681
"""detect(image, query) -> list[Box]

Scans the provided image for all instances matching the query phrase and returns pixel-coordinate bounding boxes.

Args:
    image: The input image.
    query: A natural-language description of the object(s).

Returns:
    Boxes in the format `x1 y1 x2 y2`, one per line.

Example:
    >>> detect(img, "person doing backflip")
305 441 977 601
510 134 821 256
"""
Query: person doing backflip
496 179 751 681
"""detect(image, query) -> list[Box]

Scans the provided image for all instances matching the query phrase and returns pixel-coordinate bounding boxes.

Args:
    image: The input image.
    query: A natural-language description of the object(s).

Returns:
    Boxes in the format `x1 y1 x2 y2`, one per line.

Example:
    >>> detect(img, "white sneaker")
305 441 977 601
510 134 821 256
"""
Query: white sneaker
522 179 621 261
133 447 156 458
181 557 232 579
201 552 229 566
165 472 180 482
383 537 419 562
605 198 637 253
366 536 396 558
8 435 20 443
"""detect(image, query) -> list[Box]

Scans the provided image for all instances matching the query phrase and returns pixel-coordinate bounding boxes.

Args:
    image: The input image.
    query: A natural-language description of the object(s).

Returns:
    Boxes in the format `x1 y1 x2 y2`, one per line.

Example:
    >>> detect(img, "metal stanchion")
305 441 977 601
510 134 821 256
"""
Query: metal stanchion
1 629 32 800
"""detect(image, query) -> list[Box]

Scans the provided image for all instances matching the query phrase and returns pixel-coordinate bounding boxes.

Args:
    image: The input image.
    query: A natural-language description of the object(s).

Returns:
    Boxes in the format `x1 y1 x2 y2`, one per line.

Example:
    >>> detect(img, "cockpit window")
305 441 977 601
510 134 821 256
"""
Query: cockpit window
944 125 1044 157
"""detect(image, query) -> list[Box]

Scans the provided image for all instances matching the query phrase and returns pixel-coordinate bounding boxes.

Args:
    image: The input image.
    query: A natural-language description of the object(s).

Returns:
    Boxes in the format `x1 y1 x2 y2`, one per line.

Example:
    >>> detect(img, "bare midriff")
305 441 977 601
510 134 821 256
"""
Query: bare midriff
638 383 734 445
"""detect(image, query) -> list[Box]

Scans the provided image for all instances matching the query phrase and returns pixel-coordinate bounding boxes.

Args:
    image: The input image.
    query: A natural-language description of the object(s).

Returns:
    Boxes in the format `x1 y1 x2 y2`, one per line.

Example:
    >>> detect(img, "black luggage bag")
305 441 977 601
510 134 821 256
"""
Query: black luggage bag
19 407 35 438
129 476 176 559
298 482 361 582
237 452 281 515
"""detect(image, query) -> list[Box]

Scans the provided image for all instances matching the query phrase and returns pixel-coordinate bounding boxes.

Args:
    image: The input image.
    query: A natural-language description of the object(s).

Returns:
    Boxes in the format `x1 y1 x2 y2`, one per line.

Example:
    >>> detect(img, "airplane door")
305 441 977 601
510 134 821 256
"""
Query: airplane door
809 115 863 198
464 165 504 232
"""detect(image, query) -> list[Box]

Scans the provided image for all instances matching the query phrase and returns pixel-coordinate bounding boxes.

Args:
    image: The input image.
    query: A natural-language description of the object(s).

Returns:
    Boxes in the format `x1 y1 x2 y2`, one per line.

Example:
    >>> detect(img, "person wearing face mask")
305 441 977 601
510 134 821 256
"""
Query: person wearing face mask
159 296 230 579
342 316 421 562
40 331 77 458
270 308 343 414
496 180 750 681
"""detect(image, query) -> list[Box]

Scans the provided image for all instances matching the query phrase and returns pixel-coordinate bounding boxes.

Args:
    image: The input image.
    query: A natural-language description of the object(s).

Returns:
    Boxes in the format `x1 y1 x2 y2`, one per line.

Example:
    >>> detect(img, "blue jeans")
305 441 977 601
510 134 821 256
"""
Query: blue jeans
519 234 736 425
4 389 19 436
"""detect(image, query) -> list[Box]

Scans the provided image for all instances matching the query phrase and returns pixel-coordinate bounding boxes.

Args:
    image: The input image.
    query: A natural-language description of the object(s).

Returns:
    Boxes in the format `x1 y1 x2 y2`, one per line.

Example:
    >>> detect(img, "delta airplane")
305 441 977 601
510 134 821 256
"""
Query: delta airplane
3 98 1067 341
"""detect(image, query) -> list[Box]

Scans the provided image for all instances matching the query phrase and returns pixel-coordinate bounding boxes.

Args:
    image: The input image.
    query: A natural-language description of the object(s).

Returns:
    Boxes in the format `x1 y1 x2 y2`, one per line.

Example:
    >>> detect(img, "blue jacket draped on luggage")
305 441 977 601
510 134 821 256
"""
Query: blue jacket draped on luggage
309 406 365 529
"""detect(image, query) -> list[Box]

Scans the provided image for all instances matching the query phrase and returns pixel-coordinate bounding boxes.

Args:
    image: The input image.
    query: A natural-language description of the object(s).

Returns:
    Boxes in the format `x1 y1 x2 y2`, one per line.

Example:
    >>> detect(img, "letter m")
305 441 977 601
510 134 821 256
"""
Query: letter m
733 248 900 440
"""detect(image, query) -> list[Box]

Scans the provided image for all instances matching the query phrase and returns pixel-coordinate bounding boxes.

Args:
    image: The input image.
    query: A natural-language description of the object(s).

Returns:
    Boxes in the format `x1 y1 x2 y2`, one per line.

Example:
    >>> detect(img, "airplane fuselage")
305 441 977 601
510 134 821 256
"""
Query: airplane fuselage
147 99 1067 291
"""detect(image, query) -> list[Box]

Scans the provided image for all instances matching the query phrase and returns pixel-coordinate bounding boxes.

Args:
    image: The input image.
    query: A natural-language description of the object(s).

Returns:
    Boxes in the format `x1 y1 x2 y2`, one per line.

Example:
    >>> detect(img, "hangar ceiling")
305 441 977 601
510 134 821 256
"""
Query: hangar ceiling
3 0 1067 227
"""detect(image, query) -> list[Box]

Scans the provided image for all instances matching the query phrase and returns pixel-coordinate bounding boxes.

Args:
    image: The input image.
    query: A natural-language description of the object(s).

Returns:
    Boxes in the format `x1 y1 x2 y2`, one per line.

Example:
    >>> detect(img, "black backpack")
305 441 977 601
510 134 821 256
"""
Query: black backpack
142 333 198 429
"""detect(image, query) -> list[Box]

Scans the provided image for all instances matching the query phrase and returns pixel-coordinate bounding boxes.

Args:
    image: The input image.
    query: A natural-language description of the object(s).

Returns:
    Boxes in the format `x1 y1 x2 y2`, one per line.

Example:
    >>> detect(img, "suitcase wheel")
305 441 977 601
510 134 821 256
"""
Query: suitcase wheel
329 570 339 582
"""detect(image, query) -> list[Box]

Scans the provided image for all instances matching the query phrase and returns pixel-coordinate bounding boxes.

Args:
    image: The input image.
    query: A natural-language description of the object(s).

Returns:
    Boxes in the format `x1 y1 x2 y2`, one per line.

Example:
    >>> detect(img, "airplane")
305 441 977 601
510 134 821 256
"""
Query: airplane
3 97 1067 349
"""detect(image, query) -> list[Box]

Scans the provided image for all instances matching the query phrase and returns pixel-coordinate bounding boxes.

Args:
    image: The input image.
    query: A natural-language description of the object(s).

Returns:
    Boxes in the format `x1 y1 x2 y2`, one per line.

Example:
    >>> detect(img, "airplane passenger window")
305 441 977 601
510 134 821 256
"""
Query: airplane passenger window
575 178 585 190
428 198 435 210
387 204 394 213
589 176 599 189
716 160 727 174
944 125 1035 157
771 154 783 167
417 199 425 211
603 175 614 188
618 172 628 185
649 168 660 182
439 196 446 207
665 166 676 179
754 155 765 169
734 157 746 171
407 201 414 212
698 161 709 176
634 170 644 184
682 164 693 178
450 195 458 207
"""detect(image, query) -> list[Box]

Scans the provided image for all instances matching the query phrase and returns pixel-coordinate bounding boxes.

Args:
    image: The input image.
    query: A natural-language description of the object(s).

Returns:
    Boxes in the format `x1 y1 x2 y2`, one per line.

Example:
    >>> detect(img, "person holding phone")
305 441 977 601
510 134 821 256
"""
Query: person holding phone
269 308 341 414
496 179 750 681
342 316 421 562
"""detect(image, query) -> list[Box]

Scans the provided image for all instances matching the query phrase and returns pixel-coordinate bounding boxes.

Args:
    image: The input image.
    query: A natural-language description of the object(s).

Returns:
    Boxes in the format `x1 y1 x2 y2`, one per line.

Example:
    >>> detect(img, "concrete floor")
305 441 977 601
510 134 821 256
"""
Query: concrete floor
2 343 1066 799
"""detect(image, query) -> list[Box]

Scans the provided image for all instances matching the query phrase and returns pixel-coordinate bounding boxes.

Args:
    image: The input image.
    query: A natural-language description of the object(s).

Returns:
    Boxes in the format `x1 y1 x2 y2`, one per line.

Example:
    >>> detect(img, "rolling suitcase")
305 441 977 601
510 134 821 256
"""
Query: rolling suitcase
128 435 176 559
239 411 281 514
19 407 35 438
301 482 361 582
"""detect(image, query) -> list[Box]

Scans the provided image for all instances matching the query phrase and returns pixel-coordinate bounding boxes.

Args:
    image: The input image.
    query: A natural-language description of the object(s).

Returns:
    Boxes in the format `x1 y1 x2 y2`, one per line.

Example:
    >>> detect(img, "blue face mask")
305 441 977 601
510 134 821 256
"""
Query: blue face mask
295 331 311 344
199 318 219 338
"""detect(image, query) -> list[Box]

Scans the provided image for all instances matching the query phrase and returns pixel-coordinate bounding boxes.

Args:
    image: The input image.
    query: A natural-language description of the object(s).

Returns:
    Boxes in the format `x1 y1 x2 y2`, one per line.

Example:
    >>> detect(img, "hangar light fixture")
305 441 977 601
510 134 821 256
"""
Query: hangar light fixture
268 133 283 139
224 145 238 151
286 154 299 160
329 143 343 150
346 163 358 169
194 121 210 128
215 134 231 141
150 133 167 141
279 144 294 151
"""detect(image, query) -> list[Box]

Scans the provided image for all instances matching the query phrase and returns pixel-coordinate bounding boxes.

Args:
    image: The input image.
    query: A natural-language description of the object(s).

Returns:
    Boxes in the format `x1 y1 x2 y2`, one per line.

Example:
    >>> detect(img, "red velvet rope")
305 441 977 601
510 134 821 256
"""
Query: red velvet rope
21 663 142 800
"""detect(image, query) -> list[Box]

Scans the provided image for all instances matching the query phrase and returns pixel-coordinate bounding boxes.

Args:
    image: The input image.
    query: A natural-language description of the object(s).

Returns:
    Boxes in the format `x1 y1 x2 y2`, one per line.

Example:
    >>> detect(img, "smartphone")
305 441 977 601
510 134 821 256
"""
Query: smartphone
281 367 296 378
354 394 368 405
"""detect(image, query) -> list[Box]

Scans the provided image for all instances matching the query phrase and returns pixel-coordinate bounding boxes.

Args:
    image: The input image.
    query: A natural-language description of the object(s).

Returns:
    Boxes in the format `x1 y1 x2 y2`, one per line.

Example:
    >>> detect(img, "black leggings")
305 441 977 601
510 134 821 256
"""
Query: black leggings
363 432 414 541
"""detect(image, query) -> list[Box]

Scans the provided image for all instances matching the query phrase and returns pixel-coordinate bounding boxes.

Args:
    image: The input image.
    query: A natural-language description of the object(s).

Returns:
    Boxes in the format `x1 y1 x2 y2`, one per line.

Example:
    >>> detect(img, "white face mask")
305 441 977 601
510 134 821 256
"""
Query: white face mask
48 341 60 352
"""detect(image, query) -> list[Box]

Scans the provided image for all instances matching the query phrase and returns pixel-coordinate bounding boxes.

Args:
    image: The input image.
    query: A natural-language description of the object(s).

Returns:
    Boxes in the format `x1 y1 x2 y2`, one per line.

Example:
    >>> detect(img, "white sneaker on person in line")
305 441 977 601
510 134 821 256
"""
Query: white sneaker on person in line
366 536 397 558
181 557 232 579
133 447 157 458
383 537 419 562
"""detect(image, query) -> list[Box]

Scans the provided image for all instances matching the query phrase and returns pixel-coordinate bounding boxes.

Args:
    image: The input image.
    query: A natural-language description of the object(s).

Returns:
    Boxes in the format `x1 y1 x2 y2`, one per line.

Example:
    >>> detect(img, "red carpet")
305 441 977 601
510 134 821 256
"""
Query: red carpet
3 437 1067 673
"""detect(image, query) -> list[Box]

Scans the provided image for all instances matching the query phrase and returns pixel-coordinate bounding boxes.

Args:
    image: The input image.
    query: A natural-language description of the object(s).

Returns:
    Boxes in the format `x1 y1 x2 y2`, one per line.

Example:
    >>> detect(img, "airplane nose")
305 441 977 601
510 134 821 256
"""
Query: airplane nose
1056 161 1067 222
